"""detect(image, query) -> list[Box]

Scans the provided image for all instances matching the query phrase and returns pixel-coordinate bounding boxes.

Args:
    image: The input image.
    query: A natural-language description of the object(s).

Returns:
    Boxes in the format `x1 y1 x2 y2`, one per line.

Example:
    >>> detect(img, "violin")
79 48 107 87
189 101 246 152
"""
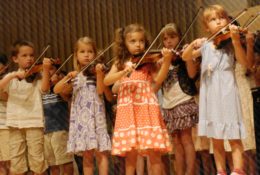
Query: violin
213 28 248 49
25 58 61 83
131 51 162 67
214 29 260 51
131 48 183 69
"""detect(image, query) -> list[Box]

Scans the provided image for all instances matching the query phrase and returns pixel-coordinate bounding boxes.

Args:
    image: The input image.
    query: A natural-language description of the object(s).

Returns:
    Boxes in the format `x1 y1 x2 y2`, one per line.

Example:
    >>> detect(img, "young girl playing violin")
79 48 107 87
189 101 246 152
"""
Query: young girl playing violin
54 36 111 175
0 40 50 175
182 5 247 175
104 24 172 175
160 23 198 175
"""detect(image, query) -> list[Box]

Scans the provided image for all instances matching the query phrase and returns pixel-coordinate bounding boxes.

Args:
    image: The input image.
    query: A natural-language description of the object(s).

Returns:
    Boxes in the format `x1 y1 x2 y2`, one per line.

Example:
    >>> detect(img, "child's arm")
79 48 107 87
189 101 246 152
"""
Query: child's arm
112 80 120 94
245 31 255 70
41 58 52 93
104 62 134 86
0 70 25 90
186 60 200 79
53 71 77 95
103 86 114 102
153 48 172 91
182 38 206 61
229 25 247 67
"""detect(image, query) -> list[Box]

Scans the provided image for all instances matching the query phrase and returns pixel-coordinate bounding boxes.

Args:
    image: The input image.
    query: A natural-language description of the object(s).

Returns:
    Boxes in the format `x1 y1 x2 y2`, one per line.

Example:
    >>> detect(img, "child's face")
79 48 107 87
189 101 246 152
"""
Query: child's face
206 11 229 34
125 31 145 56
163 34 180 49
13 46 34 69
76 43 95 67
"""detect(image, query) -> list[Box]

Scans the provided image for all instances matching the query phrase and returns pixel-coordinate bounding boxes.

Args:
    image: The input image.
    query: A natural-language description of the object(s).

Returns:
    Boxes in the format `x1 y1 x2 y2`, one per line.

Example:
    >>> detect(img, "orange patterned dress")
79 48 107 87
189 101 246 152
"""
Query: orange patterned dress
112 64 172 156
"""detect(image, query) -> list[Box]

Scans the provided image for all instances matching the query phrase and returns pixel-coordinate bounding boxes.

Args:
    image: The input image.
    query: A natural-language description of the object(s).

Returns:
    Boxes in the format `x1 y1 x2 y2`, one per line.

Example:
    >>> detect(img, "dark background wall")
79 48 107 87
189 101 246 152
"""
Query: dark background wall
0 0 259 71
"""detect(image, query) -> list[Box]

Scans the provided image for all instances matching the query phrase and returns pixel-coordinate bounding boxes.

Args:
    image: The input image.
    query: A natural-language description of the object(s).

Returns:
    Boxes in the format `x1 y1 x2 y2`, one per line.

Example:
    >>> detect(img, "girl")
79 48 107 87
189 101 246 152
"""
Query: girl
54 36 111 175
182 5 247 175
104 24 172 175
0 40 50 175
160 23 198 175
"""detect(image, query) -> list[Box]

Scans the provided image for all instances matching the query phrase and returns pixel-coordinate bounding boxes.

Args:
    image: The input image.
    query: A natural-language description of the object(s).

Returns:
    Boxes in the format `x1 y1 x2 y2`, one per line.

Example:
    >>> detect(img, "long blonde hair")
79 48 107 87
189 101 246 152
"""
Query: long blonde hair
73 36 97 71
113 24 150 70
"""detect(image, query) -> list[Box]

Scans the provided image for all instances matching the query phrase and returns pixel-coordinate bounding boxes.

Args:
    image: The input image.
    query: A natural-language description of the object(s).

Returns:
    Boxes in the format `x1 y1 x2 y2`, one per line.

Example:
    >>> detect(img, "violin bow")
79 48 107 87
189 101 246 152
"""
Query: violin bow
134 28 165 69
64 42 114 84
52 54 73 77
24 45 51 77
175 6 203 51
243 12 260 29
207 9 248 42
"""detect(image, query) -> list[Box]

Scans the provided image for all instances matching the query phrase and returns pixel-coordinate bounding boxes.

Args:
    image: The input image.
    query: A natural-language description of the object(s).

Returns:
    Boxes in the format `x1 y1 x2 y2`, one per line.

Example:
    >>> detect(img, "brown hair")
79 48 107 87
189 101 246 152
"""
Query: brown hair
113 24 150 70
160 23 181 40
73 36 97 71
10 40 34 57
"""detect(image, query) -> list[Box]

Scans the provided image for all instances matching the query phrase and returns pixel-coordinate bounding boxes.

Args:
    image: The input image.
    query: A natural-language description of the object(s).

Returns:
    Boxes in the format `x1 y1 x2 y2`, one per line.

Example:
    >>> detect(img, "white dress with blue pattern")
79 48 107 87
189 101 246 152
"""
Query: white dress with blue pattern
67 73 111 153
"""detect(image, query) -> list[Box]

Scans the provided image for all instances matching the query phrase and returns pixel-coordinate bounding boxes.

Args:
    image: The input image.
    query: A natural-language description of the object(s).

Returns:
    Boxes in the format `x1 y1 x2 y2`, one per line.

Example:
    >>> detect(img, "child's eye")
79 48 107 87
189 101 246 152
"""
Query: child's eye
210 18 216 22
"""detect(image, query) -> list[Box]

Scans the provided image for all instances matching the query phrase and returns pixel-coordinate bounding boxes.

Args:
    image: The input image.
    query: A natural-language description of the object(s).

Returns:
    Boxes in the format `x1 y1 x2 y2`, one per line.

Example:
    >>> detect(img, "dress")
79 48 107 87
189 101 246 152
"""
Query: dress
67 73 111 153
112 64 172 156
198 42 246 139
223 63 256 151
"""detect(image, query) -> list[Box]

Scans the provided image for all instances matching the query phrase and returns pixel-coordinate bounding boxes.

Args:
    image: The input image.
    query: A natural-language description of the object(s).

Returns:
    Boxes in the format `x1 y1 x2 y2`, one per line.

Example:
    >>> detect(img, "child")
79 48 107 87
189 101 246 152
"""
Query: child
0 40 49 174
42 63 74 175
182 4 247 175
160 23 198 175
54 36 111 175
104 24 172 175
0 53 10 175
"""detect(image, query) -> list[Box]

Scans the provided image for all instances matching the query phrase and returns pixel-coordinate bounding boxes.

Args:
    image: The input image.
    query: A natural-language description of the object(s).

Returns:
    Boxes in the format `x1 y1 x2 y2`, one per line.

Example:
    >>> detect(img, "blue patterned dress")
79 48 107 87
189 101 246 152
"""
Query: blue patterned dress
67 73 111 153
198 42 246 139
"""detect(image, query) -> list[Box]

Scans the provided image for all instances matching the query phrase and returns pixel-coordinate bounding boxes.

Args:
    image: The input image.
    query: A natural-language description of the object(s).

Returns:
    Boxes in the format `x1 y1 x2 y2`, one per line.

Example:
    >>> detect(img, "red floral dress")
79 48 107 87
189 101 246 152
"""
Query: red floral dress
112 64 172 156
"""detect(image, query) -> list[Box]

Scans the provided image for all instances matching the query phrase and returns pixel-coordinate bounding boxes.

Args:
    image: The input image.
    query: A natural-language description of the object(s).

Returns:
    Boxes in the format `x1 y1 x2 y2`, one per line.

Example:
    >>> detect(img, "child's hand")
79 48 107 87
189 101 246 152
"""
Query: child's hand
51 73 59 85
14 70 26 79
95 63 104 74
192 38 207 49
123 61 135 74
67 71 78 79
42 58 52 70
229 24 240 43
161 48 173 62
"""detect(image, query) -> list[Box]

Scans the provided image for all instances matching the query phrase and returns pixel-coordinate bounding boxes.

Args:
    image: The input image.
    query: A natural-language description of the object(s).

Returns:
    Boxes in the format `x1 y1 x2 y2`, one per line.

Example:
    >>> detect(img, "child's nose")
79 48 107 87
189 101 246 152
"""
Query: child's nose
136 41 141 47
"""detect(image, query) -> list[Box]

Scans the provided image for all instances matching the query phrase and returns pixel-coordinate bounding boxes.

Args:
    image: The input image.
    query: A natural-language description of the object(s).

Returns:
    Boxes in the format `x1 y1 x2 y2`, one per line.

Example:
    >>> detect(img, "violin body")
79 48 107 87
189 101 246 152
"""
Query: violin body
25 58 61 83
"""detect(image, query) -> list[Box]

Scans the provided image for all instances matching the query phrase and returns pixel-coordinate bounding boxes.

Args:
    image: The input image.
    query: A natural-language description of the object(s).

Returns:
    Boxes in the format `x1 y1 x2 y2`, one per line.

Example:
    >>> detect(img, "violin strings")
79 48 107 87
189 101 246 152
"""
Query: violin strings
207 9 247 42
134 27 165 69
25 45 51 77
63 42 114 84
80 42 115 73
52 54 73 77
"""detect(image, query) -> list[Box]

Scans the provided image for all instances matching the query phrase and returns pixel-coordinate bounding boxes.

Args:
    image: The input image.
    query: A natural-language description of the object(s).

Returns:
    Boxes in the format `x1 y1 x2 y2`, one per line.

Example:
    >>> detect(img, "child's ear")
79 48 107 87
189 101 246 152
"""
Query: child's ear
12 56 18 63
